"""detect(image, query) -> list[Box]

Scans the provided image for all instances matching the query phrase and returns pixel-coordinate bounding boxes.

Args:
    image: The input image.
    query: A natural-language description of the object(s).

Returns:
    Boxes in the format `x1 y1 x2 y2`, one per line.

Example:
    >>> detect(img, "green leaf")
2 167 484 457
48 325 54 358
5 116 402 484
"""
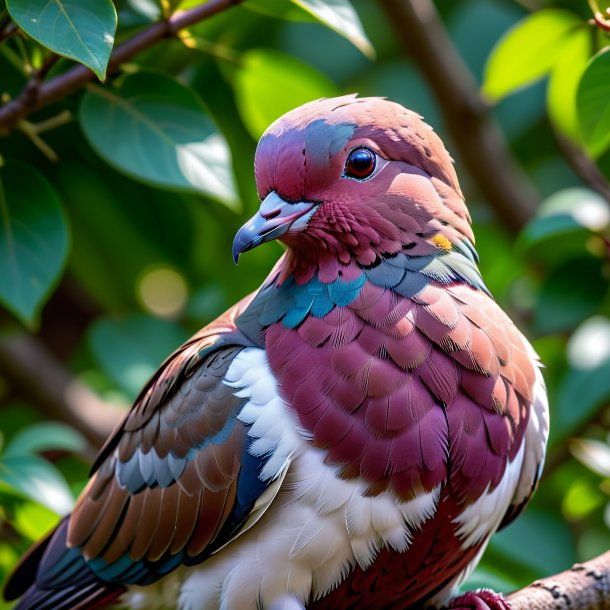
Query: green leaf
11 500 59 540
488 507 576 577
246 0 314 21
3 422 87 458
0 453 74 515
233 49 338 139
552 316 610 444
290 0 374 58
6 0 117 80
0 161 69 326
518 188 610 264
533 258 607 335
483 9 582 101
562 477 605 520
547 27 590 142
87 315 189 398
79 72 237 207
577 48 610 157
570 438 610 478
463 567 519 595
0 541 20 593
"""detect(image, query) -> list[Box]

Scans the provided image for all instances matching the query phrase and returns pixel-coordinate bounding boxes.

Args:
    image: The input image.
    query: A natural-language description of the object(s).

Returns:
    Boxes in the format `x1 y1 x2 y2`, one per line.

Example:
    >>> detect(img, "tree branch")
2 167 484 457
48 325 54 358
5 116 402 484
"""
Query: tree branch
0 333 124 446
377 0 539 234
0 0 243 131
556 134 610 204
507 550 610 610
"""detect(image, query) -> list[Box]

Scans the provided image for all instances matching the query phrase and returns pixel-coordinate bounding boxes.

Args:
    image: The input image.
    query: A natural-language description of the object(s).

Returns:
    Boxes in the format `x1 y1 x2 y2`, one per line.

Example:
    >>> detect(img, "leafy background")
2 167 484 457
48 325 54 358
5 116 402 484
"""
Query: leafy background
1 0 610 606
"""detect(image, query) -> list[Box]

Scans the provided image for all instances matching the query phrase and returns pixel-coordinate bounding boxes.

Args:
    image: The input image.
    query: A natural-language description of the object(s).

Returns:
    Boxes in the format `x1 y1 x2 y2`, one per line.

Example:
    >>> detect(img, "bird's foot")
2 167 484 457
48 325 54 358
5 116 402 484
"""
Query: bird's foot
445 588 511 610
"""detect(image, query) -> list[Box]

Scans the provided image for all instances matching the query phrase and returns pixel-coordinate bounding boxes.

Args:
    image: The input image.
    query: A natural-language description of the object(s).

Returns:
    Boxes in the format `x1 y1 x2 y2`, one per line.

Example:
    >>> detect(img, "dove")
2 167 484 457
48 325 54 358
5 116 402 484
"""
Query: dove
5 95 548 610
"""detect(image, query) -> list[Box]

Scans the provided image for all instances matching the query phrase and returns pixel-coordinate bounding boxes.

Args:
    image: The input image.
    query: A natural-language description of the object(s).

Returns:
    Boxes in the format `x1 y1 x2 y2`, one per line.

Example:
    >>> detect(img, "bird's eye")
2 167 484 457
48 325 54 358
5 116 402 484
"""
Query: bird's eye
344 147 376 180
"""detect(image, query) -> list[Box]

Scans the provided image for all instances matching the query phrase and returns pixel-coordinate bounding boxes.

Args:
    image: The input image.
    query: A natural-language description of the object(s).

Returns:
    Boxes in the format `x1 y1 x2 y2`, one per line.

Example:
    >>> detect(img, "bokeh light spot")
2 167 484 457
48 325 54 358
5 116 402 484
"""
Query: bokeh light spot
138 266 188 318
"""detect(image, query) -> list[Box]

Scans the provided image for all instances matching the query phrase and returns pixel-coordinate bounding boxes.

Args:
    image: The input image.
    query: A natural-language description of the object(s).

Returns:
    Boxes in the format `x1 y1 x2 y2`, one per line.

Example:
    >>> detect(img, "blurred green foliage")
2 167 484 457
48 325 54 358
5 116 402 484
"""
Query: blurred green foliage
1 0 610 606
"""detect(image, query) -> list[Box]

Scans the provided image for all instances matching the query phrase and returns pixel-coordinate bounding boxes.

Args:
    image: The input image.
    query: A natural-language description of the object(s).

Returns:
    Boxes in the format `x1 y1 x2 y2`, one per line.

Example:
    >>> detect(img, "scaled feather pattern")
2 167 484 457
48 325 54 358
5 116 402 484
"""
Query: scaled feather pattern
4 96 549 610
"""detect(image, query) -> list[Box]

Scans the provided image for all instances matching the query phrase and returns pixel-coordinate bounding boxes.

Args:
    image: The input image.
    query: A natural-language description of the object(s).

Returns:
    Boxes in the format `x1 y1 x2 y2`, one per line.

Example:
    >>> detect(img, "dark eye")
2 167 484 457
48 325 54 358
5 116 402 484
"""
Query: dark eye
344 147 376 179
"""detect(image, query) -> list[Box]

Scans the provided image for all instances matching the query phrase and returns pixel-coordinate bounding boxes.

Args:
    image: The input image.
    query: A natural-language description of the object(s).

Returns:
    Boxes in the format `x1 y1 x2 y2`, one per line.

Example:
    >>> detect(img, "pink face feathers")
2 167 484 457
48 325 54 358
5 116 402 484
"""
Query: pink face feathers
245 96 474 267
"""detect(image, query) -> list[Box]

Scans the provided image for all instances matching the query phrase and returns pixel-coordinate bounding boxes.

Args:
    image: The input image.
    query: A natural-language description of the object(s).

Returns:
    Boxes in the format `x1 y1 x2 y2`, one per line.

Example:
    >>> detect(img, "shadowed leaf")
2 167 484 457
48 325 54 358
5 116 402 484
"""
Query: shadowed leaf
4 423 87 458
0 162 69 327
87 315 189 398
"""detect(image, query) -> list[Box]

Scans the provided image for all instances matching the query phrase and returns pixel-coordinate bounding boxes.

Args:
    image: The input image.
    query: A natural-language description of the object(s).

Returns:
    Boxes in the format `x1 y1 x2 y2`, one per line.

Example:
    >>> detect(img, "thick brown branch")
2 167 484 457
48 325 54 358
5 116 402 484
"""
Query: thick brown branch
0 333 124 446
507 550 610 609
0 0 243 131
378 0 539 234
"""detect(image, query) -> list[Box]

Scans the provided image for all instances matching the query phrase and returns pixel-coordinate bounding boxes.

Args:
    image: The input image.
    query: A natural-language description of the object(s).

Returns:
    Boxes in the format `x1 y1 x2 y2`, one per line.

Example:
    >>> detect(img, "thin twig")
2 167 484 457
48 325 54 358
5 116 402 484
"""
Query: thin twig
31 109 72 133
17 120 58 161
0 0 243 131
377 0 539 234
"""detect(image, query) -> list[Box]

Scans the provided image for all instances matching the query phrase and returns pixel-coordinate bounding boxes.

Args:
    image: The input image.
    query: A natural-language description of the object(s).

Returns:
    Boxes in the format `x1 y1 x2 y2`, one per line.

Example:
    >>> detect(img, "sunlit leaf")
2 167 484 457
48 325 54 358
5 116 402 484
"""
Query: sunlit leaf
0 454 73 515
483 9 582 100
122 0 161 23
547 27 590 142
290 0 374 58
570 438 610 478
87 315 189 398
4 422 87 458
0 162 69 326
233 48 338 138
11 500 59 540
562 477 605 520
518 188 610 265
577 48 610 157
79 72 237 206
6 0 116 80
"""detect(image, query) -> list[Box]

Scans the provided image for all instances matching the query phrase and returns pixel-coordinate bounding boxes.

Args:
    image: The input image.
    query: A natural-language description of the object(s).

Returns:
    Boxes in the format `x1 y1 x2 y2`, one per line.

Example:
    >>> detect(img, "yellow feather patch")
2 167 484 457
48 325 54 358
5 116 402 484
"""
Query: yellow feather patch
431 233 452 252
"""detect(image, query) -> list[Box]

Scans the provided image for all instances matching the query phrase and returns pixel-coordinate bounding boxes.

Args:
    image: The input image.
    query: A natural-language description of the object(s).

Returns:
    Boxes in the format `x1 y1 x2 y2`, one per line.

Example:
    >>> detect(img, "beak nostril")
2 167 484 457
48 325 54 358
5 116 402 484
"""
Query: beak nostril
233 192 318 261
261 208 282 220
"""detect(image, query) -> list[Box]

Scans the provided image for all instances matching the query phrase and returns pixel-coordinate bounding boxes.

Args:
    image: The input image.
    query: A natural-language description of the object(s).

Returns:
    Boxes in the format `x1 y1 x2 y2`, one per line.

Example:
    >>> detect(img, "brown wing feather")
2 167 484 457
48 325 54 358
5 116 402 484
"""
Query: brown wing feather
68 346 247 568
66 295 265 573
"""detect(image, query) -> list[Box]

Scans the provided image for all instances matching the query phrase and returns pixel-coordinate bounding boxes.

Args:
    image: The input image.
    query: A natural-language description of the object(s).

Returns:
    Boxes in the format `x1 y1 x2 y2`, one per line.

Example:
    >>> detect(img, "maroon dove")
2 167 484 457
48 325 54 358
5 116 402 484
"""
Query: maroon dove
5 95 549 610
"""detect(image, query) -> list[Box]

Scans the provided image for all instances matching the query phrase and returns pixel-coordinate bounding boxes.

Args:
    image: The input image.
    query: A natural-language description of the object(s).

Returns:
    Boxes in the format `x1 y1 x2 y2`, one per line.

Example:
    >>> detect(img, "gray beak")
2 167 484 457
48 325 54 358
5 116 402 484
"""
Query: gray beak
232 191 318 263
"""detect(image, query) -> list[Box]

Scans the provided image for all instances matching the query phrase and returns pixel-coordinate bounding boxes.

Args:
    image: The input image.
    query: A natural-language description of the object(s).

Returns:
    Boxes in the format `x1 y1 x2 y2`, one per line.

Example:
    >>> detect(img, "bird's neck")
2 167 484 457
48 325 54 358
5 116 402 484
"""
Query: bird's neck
235 241 488 343
273 239 488 296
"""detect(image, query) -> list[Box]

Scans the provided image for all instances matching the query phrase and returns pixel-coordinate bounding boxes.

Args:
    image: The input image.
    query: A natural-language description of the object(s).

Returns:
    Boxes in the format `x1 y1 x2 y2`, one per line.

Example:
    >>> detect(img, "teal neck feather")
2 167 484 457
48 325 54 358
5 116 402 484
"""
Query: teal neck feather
237 239 488 335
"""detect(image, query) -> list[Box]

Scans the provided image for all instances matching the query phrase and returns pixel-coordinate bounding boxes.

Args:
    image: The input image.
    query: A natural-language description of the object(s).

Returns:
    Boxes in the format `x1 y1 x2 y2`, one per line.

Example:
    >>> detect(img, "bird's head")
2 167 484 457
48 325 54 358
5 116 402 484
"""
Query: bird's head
233 95 474 276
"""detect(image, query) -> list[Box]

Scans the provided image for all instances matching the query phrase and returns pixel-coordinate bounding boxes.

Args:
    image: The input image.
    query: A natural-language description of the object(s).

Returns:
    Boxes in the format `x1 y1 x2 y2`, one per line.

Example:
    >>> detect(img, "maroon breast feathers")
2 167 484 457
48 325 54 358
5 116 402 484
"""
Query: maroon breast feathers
265 277 535 504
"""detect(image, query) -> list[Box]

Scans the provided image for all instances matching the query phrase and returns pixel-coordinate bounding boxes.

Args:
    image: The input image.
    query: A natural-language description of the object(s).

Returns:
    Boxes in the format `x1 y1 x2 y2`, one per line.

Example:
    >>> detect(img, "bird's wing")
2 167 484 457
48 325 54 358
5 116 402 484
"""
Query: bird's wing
5 295 290 608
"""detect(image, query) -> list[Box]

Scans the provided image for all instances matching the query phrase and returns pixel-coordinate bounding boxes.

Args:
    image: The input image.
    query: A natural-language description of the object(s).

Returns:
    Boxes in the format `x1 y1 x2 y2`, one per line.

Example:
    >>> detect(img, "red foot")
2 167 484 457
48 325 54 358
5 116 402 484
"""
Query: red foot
446 589 512 610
